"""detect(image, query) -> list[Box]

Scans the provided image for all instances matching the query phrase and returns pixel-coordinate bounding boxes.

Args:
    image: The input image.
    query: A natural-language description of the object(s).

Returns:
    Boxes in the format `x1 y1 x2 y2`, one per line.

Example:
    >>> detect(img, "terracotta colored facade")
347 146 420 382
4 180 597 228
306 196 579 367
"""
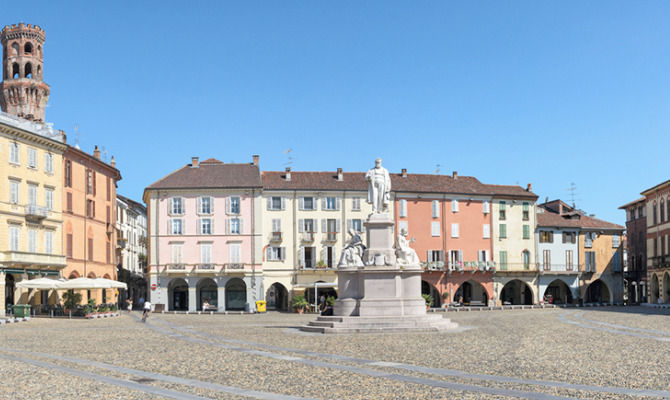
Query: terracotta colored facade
62 145 121 304
641 180 670 304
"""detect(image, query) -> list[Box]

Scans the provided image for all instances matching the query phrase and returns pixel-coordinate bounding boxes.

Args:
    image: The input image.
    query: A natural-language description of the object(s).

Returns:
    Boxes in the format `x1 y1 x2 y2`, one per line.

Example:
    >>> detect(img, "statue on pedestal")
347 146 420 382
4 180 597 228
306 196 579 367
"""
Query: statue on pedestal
365 158 391 214
338 229 366 268
395 229 419 266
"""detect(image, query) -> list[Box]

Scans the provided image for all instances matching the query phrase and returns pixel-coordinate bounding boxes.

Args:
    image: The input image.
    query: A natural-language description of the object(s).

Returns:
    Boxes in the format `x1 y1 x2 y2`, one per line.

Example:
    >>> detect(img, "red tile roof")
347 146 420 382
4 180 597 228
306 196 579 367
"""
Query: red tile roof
146 159 261 190
618 197 646 210
538 201 624 231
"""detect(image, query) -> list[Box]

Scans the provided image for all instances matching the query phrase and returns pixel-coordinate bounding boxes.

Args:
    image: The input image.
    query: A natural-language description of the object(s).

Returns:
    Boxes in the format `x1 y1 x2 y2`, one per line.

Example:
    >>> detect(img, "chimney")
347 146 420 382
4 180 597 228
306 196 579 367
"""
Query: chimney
337 168 343 181
93 145 101 160
452 171 458 180
110 156 116 168
285 167 291 181
545 196 549 204
526 183 532 192
191 157 199 168
60 130 67 144
252 154 259 166
559 203 563 215
401 168 407 178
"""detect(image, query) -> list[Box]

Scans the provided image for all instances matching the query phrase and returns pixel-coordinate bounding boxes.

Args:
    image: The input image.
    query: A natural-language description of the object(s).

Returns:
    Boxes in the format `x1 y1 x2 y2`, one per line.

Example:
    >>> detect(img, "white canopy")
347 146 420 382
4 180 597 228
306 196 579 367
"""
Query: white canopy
54 277 127 290
94 278 128 289
16 278 66 290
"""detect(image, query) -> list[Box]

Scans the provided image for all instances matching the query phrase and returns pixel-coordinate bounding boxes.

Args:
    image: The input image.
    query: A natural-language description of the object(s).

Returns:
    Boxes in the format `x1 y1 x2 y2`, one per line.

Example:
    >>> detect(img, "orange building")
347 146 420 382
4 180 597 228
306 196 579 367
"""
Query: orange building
62 144 121 304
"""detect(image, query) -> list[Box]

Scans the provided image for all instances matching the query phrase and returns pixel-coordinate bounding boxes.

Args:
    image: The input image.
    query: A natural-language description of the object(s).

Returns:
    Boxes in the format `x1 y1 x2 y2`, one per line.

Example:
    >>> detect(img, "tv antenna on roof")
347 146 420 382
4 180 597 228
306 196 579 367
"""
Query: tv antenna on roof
102 147 108 162
567 182 581 208
283 148 294 167
74 124 80 149
434 164 440 174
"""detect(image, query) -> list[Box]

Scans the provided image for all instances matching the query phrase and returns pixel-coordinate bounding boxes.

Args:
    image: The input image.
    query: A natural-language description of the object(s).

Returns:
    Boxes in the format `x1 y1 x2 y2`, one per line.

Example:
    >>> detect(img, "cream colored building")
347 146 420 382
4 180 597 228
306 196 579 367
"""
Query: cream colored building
261 168 371 310
0 112 66 316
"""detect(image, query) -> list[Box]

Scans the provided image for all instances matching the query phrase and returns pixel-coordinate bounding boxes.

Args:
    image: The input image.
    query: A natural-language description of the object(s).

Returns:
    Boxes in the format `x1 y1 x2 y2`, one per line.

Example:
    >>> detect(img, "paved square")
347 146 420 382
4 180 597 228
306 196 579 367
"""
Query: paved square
1 307 669 399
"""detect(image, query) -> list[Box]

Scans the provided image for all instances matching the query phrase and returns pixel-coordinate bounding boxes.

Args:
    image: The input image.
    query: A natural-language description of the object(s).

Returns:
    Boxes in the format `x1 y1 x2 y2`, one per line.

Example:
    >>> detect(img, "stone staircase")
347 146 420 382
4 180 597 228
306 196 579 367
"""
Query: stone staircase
301 314 458 334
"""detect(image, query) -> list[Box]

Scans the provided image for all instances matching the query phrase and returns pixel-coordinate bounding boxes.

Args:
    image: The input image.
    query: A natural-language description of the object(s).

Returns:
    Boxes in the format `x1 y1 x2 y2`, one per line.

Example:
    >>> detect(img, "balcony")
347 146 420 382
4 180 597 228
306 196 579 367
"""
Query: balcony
326 232 337 242
196 264 215 272
224 263 245 272
495 262 534 272
422 261 445 271
270 232 282 242
1 251 66 267
166 263 186 272
445 261 496 273
301 232 315 242
24 205 48 221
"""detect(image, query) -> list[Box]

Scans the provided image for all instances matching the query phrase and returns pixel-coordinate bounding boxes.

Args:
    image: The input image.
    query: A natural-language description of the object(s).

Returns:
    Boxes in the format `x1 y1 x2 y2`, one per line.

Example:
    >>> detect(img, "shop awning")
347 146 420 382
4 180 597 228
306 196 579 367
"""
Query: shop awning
16 278 66 290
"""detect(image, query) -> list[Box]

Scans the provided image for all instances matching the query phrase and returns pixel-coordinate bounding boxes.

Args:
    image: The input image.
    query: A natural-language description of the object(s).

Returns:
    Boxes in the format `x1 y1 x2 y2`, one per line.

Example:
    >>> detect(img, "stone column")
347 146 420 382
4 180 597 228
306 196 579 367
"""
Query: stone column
217 286 226 311
188 287 196 312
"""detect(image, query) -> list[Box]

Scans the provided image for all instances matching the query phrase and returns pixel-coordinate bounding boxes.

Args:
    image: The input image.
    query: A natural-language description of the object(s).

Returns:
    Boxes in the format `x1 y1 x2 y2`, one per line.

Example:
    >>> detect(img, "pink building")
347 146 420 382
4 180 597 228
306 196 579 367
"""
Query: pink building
144 156 263 311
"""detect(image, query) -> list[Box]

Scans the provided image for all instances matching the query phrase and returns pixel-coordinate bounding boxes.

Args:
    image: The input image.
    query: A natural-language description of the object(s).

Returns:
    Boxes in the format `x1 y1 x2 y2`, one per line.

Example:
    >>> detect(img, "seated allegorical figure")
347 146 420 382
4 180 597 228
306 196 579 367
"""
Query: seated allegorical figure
395 229 419 266
338 229 366 268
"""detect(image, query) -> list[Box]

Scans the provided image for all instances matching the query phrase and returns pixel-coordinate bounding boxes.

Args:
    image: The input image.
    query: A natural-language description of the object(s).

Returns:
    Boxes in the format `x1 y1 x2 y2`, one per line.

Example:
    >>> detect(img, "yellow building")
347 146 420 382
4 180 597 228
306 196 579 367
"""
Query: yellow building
0 112 67 316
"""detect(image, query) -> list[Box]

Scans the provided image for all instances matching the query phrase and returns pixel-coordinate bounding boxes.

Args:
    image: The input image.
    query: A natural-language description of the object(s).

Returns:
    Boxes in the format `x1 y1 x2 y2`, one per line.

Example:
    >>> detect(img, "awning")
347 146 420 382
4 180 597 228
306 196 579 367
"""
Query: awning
51 278 128 290
2 268 59 276
16 278 66 290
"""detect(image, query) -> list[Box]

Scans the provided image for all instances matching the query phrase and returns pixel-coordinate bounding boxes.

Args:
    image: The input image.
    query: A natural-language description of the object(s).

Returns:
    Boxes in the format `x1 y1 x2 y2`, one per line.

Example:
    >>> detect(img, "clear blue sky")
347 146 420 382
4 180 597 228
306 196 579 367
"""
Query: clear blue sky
4 1 670 224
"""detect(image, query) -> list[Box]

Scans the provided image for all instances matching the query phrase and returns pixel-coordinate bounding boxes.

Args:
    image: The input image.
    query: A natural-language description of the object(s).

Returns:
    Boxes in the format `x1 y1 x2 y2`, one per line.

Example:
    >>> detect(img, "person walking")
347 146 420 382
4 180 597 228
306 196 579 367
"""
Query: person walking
127 298 133 313
142 300 152 322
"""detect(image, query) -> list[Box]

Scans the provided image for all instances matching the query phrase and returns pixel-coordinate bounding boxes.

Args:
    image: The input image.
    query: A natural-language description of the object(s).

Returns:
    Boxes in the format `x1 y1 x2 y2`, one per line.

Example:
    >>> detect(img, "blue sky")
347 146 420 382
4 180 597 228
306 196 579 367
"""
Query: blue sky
4 1 670 224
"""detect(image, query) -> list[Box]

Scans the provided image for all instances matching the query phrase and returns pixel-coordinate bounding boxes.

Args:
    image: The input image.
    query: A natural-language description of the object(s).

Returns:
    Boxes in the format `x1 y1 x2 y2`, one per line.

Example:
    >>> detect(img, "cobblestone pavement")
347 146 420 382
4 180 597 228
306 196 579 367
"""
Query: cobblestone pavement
0 306 668 399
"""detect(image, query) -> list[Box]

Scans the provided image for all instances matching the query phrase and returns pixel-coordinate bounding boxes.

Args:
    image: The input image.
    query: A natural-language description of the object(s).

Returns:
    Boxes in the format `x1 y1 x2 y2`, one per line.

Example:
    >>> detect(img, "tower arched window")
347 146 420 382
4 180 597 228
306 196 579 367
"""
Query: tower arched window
37 65 41 78
24 42 33 54
37 45 42 58
24 62 32 79
12 63 19 79
11 42 19 56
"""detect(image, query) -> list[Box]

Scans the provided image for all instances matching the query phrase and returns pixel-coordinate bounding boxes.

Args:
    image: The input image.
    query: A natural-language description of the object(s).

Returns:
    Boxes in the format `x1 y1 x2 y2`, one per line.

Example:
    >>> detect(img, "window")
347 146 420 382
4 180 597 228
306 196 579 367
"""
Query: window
171 243 183 264
653 203 658 225
562 232 576 244
499 251 508 270
522 250 530 270
171 197 183 215
451 199 459 213
612 234 620 248
662 199 666 222
398 220 408 235
45 231 53 254
431 221 441 237
478 250 489 262
66 192 72 212
86 199 95 218
10 142 19 164
86 169 93 194
267 246 285 261
106 206 111 224
399 199 407 217
499 201 506 220
352 197 361 211
27 148 37 168
229 196 240 214
522 224 530 239
45 188 53 210
324 196 338 211
483 201 490 214
522 202 529 221
613 251 621 272
9 180 19 204
429 250 445 262
324 246 337 268
585 251 596 272
585 232 594 248
28 183 37 205
566 250 573 271
171 219 183 235
10 226 20 251
499 224 507 239
88 238 94 261
65 160 72 187
45 152 53 173
200 243 212 265
348 218 363 233
106 177 111 201
200 218 212 235
106 242 111 264
300 218 316 233
540 231 553 243
301 196 316 211
272 218 281 233
543 250 551 270
449 250 462 268
66 233 73 257
450 223 458 238
200 196 212 214
268 196 284 210
323 219 339 236
229 218 241 234
229 243 241 263
483 224 490 239
432 200 440 218
300 246 315 268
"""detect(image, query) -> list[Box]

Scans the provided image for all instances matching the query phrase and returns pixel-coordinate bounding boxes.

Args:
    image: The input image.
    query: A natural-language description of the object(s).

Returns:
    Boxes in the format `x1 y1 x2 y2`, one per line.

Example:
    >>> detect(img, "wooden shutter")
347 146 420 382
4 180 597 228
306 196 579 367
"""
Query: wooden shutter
321 197 327 210
281 197 286 210
298 219 304 233
225 218 230 234
321 219 327 233
426 250 431 262
347 219 352 232
226 197 231 214
92 171 97 196
280 247 286 261
266 197 272 210
67 234 73 257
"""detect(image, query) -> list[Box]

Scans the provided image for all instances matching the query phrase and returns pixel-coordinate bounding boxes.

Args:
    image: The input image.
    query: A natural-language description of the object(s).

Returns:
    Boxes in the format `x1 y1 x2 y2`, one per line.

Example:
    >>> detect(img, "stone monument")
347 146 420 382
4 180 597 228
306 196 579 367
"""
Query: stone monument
302 158 458 333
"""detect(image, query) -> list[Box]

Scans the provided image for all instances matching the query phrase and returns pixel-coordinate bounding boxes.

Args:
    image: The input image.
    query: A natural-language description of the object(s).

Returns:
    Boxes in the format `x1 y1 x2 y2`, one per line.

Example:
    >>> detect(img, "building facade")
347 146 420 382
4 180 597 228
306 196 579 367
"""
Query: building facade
641 180 670 304
619 197 647 304
116 194 147 306
144 157 263 312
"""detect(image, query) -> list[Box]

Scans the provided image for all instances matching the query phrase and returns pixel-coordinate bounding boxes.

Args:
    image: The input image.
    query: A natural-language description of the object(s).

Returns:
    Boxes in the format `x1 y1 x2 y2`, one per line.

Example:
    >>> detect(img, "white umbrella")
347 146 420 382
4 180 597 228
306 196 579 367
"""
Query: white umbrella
94 278 127 290
16 277 66 290
56 277 110 290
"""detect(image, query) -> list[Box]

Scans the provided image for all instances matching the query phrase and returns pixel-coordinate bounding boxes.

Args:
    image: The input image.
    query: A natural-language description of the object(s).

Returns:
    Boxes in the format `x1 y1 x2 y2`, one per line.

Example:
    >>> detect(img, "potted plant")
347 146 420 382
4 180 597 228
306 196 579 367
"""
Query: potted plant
422 294 434 310
84 299 97 318
316 260 326 269
62 290 82 314
291 294 308 314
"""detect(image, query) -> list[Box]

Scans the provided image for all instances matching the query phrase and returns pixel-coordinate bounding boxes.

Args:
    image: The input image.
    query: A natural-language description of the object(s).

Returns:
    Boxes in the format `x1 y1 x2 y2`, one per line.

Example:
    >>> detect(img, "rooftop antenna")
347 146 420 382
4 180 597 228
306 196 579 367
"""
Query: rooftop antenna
102 147 108 162
283 148 294 167
567 182 581 208
74 124 80 149
434 164 440 174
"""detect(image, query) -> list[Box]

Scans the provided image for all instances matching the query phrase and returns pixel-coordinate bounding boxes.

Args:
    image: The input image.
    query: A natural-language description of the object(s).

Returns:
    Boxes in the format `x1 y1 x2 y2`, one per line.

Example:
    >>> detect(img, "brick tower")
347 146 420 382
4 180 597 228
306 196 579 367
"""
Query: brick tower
0 23 49 122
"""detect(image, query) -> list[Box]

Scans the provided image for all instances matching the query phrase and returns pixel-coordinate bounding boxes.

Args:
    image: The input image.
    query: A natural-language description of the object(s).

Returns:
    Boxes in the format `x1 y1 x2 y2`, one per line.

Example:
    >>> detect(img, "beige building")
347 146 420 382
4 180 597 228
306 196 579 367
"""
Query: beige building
0 112 67 316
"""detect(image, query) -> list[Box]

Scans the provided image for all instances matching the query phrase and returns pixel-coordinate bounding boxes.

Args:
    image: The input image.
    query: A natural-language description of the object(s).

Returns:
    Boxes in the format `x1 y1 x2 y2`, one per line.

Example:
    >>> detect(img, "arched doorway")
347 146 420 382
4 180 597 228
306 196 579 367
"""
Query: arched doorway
585 279 611 304
5 274 15 306
421 280 441 307
197 278 218 310
266 283 289 311
168 278 189 311
664 273 670 304
544 280 572 304
225 278 247 310
500 279 533 305
453 280 488 305
650 274 660 304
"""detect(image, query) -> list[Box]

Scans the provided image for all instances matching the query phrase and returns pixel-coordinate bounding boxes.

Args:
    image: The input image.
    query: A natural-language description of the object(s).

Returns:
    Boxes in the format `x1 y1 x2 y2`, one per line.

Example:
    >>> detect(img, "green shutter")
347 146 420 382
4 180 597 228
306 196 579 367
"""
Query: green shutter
522 202 529 211
523 225 530 239
499 251 508 270
500 224 507 238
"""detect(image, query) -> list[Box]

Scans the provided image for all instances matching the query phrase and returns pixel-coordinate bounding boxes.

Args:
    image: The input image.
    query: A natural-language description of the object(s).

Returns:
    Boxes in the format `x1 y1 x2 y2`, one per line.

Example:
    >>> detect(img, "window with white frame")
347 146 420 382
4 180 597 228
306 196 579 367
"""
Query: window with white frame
28 183 37 205
45 188 54 210
612 234 620 248
301 196 316 211
449 250 463 268
9 142 19 164
348 218 363 233
324 196 338 210
229 218 241 234
171 243 183 264
522 202 530 221
268 196 283 210
451 223 459 238
28 148 37 169
566 250 573 271
477 250 489 262
431 221 440 237
432 200 440 218
9 226 20 251
171 197 183 215
352 197 361 211
451 199 459 212
267 246 285 261
585 251 596 272
585 232 594 248
200 218 212 235
483 201 490 214
229 196 240 214
499 224 507 238
28 229 37 252
9 180 19 204
483 224 490 239
200 196 212 214
299 218 316 233
229 243 241 263
429 250 444 262
543 249 551 270
45 230 53 254
399 199 407 217
171 219 183 235
45 152 53 173
271 218 281 233
398 220 408 235
499 201 506 220
200 243 212 265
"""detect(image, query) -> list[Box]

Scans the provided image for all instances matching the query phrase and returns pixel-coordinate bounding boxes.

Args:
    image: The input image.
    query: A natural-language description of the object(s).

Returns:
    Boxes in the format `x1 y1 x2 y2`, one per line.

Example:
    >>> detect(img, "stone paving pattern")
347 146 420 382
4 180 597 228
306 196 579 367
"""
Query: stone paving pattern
0 307 668 399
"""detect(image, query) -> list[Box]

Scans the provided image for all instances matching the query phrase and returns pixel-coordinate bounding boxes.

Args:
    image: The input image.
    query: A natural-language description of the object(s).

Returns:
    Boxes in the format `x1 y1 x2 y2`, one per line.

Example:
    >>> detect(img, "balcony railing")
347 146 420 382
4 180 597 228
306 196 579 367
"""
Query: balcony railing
196 264 215 271
166 263 186 271
24 204 48 220
224 263 244 270
422 261 445 271
301 232 315 242
270 232 282 242
445 261 496 272
495 262 535 272
326 232 337 242
1 251 66 267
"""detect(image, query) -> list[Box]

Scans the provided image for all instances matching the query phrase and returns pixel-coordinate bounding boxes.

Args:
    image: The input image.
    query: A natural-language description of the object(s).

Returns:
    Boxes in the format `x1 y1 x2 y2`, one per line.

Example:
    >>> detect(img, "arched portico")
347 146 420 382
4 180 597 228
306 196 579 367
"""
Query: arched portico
197 278 218 311
664 273 670 304
266 282 289 311
225 278 247 310
453 280 489 305
168 278 189 311
543 279 573 304
585 279 612 304
421 280 441 307
500 279 533 305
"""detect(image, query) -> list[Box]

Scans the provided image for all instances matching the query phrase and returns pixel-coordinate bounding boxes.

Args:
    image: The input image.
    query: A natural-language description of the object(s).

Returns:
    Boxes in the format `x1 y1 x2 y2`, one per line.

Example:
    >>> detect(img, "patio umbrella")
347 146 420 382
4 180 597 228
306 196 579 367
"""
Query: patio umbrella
93 278 127 290
56 277 111 290
16 277 66 290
